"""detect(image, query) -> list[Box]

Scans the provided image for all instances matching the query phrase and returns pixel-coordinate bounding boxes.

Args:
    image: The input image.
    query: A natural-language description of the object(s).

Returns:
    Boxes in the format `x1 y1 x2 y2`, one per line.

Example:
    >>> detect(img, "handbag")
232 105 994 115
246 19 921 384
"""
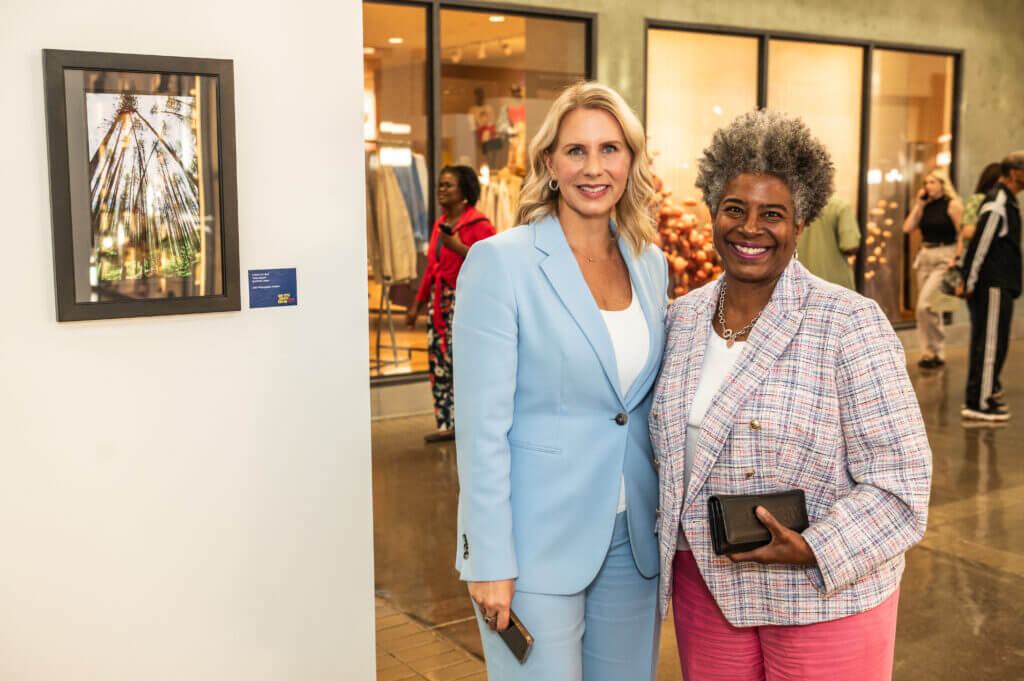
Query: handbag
939 264 964 296
708 490 809 555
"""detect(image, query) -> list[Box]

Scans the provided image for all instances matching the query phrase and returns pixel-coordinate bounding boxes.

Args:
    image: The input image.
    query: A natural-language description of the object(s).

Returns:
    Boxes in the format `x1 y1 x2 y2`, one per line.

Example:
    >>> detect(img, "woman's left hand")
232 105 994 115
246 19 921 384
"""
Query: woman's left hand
726 506 817 566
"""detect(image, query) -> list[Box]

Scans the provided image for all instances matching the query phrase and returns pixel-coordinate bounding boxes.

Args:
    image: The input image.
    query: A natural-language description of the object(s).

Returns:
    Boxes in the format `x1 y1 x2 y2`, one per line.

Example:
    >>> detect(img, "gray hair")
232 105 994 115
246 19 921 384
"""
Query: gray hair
695 109 835 225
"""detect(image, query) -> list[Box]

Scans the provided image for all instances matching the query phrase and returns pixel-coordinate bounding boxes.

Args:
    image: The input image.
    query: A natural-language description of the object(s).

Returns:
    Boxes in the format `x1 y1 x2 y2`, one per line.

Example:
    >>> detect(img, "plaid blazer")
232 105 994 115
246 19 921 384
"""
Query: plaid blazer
650 260 932 626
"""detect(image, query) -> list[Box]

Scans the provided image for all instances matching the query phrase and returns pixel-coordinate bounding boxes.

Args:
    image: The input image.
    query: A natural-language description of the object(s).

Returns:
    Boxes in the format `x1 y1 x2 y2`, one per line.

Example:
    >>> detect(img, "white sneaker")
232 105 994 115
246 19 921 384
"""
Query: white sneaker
961 406 1011 422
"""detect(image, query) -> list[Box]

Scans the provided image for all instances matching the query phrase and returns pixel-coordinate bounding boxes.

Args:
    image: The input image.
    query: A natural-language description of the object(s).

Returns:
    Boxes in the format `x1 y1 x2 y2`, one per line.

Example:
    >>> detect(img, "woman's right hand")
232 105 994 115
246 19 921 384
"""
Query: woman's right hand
468 579 515 632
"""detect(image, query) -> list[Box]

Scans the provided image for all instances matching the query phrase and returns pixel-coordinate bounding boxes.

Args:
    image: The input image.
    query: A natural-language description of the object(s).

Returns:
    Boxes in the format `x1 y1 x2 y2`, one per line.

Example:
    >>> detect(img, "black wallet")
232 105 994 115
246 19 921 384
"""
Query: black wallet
708 490 809 555
498 610 534 664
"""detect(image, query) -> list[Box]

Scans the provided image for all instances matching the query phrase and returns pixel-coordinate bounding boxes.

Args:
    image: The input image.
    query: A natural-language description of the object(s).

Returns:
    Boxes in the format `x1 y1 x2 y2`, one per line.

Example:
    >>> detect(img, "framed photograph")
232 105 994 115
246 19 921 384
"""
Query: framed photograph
43 49 240 321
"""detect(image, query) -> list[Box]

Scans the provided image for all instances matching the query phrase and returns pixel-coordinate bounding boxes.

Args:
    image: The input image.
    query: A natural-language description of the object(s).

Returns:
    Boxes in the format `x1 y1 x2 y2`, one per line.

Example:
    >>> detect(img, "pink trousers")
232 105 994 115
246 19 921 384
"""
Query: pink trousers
672 551 899 681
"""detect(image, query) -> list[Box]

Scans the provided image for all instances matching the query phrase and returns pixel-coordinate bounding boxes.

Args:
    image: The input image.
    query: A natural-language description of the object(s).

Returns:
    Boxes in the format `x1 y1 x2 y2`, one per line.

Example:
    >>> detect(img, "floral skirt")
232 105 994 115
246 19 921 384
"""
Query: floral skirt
426 282 455 430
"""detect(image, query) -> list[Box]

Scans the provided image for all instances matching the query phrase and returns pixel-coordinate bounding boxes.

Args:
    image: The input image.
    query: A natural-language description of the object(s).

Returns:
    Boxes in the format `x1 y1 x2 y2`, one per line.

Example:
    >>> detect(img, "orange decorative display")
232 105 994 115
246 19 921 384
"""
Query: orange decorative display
651 172 722 299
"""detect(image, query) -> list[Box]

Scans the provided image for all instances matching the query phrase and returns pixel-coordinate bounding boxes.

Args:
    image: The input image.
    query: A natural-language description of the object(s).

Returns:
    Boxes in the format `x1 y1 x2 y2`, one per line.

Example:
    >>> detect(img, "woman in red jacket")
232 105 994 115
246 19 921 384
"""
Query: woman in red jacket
406 165 496 442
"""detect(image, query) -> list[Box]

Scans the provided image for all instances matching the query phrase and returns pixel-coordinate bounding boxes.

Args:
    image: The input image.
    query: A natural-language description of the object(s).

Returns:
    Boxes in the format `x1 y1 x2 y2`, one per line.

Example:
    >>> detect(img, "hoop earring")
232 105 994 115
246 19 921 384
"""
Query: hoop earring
548 178 559 191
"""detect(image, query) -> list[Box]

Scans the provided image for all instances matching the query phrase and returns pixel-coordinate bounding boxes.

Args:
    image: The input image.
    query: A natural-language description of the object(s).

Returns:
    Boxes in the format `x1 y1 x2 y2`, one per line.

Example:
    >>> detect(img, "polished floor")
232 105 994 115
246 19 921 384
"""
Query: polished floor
372 344 1024 680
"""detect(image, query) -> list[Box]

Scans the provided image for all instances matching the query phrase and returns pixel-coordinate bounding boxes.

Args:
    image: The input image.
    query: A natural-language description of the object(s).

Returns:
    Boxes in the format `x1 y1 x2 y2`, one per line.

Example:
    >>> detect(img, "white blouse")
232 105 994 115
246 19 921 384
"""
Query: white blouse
600 292 650 514
677 323 745 551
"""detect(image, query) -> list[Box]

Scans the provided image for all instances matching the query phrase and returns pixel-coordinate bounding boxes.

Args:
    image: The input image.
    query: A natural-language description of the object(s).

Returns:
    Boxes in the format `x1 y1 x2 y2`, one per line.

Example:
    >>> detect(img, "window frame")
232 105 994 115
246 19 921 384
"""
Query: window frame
365 0 597 385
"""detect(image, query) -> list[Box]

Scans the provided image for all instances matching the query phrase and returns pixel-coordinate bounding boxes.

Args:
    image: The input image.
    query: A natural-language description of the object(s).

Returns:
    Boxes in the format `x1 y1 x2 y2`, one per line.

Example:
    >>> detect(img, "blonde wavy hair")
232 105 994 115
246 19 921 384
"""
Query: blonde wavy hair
516 81 656 256
925 168 961 203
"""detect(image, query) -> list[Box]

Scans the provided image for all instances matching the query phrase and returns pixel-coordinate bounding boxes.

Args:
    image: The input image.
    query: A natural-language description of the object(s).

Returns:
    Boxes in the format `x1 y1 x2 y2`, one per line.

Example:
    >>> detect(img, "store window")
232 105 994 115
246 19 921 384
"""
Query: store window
645 29 758 296
862 50 955 322
440 10 587 234
365 3 592 380
364 2 430 377
767 40 863 210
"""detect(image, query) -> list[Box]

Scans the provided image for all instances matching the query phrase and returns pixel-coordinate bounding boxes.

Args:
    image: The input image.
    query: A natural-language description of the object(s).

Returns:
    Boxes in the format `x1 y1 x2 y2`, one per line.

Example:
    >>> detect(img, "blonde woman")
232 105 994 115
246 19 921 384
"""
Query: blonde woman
452 81 668 680
902 169 964 367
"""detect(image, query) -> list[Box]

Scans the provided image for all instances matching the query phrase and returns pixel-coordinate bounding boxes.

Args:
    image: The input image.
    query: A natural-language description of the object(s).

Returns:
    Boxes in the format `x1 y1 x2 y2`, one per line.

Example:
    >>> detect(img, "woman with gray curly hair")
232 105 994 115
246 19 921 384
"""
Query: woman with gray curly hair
649 109 931 680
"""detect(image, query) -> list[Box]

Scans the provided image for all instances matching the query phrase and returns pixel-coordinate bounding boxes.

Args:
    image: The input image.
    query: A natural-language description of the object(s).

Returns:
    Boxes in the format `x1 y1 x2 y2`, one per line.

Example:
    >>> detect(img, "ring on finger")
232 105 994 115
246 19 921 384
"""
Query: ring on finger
484 615 495 625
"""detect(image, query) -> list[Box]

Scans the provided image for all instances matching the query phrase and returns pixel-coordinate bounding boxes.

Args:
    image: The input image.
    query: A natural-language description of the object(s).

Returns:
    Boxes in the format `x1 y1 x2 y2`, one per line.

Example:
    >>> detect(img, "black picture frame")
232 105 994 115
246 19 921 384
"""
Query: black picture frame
43 49 241 322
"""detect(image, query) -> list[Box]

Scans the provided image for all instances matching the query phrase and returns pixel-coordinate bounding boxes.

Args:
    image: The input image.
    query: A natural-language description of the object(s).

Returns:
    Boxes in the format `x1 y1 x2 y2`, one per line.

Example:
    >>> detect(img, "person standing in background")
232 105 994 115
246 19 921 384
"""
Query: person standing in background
406 166 496 442
796 194 860 290
902 170 964 368
958 152 1024 423
955 163 1004 398
958 163 1003 258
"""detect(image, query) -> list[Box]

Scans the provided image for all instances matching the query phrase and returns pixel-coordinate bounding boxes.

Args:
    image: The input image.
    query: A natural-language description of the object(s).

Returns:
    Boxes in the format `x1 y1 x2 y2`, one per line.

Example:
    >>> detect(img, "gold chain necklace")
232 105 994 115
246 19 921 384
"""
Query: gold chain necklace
716 281 761 348
570 237 617 264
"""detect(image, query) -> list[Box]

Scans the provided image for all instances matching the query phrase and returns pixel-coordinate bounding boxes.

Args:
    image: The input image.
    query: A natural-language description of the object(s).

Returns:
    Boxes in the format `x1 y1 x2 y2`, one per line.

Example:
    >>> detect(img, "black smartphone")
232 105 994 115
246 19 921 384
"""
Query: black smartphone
439 222 454 235
497 610 534 665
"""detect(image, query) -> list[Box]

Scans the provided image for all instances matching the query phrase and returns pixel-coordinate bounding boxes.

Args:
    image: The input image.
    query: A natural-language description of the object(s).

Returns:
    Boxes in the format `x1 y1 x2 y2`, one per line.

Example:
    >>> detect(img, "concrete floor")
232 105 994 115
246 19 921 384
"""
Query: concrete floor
371 344 1024 680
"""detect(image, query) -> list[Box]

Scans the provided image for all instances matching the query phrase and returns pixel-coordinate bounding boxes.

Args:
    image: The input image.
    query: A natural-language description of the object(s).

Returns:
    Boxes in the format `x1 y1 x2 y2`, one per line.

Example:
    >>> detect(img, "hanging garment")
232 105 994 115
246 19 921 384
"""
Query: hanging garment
368 162 418 282
413 153 429 213
393 162 430 244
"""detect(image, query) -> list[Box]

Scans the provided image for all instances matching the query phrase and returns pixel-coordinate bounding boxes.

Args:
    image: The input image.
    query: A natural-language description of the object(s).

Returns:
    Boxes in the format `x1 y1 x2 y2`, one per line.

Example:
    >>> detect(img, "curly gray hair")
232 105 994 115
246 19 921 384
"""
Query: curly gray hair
695 109 835 225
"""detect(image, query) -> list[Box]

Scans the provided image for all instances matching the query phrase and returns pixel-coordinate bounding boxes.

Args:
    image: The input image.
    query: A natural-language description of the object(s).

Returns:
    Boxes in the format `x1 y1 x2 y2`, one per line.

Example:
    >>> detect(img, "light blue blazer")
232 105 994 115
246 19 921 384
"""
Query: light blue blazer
453 214 668 594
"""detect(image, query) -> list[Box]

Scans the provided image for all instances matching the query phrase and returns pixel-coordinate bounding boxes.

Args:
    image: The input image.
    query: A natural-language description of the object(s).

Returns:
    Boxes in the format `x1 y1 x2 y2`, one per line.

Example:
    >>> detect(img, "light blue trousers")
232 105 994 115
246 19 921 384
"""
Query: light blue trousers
473 512 660 681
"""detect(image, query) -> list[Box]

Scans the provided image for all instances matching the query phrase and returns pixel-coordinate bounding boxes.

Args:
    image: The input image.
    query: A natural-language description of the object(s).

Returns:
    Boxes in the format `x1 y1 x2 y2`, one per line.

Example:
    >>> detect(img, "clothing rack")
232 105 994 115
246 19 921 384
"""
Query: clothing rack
369 279 422 372
365 141 428 372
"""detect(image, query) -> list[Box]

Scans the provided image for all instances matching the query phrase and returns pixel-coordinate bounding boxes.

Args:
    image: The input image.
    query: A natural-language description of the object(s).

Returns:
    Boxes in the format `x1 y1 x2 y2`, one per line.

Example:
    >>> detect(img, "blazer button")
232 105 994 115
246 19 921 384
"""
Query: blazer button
750 419 762 431
615 413 629 426
463 550 469 560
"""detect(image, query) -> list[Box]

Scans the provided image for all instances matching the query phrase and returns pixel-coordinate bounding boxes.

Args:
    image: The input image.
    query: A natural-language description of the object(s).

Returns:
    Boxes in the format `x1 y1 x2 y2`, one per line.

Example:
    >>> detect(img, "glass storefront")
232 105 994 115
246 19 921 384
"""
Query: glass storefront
364 2 592 380
863 50 956 321
646 30 759 209
363 2 431 377
645 30 757 297
767 40 863 211
440 9 588 233
645 23 959 322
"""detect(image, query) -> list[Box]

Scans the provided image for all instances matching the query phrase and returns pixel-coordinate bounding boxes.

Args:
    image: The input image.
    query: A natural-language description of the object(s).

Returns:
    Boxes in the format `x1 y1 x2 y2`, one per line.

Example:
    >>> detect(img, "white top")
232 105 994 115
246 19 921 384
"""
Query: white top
600 292 650 514
677 322 745 550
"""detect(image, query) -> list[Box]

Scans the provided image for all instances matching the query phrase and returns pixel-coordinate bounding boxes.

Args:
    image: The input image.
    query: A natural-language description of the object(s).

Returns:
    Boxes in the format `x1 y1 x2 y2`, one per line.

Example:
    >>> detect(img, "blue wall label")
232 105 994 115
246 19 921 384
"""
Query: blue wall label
248 268 297 308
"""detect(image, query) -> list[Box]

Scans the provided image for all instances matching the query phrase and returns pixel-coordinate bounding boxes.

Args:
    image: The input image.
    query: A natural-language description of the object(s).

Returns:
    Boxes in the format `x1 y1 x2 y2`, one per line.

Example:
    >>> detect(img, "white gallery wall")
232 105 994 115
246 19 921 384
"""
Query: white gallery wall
0 1 375 679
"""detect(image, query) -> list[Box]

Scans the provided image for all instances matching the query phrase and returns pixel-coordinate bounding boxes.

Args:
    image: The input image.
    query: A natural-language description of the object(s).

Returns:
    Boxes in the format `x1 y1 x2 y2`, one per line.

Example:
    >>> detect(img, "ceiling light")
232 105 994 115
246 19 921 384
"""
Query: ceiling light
388 37 404 45
712 105 723 115
489 15 505 22
380 121 412 135
936 151 951 167
937 133 952 143
363 47 375 55
380 146 412 167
